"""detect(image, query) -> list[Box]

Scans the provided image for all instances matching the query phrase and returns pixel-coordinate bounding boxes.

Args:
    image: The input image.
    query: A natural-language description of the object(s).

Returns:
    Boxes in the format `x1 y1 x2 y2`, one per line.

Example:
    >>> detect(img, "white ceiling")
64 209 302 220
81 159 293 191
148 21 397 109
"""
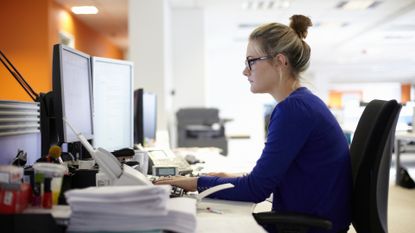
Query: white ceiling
55 0 415 83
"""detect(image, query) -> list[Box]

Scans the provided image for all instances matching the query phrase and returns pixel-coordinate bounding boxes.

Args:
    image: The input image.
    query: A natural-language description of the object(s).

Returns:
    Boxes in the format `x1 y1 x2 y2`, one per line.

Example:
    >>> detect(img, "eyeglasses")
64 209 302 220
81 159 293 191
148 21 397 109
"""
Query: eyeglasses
245 55 273 71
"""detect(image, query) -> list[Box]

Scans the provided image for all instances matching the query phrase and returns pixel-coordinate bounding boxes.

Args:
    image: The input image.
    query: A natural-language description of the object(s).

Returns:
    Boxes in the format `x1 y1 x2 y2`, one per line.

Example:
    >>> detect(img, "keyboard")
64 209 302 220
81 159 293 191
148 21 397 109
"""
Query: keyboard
170 186 185 198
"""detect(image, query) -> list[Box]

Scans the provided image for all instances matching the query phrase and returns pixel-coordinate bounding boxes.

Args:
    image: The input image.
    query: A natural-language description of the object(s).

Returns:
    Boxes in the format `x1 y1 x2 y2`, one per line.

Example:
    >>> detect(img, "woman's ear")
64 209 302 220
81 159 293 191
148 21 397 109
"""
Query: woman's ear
275 54 288 67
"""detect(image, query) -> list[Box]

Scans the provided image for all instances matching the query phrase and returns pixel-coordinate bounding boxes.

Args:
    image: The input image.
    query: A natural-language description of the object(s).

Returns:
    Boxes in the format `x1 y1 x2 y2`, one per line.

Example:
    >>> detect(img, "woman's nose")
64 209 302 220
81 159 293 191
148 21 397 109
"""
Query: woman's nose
242 66 250 76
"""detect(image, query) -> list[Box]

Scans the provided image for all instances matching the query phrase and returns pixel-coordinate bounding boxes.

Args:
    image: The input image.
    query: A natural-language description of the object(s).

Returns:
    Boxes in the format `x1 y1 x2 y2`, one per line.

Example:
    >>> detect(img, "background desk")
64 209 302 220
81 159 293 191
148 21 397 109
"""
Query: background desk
394 132 415 185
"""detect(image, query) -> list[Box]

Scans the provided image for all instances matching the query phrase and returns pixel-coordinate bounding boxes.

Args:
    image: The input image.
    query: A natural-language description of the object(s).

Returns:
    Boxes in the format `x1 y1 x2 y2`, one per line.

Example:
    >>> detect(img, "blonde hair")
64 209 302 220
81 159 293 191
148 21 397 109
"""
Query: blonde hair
249 15 312 77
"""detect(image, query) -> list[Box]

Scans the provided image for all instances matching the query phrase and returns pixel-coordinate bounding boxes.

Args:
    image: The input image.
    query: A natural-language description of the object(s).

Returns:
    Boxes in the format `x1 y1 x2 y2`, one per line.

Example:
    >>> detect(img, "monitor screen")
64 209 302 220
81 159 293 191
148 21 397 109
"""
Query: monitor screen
143 91 157 143
52 44 93 144
92 57 134 151
134 89 157 146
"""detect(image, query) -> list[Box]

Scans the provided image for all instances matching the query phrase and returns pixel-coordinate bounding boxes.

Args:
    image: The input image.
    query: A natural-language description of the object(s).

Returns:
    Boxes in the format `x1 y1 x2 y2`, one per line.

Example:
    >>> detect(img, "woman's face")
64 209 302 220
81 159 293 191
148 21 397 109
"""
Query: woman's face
242 40 278 94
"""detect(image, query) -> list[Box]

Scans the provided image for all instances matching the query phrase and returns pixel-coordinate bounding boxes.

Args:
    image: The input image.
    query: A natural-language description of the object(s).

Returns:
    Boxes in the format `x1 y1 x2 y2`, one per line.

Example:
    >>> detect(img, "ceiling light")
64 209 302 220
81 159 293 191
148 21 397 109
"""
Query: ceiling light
267 1 275 9
314 22 349 28
242 2 249 10
71 6 99 15
242 0 282 10
280 0 291 8
337 0 376 10
257 1 265 9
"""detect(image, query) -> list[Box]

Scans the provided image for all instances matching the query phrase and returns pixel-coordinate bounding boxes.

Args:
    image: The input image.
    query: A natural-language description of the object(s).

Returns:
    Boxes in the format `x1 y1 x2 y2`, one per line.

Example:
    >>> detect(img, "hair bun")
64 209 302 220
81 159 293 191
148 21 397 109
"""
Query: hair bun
289 15 312 39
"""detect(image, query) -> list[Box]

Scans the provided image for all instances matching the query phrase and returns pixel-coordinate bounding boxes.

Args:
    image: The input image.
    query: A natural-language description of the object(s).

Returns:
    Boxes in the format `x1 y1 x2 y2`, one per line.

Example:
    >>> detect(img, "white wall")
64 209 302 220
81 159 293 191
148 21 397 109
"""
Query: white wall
128 0 172 131
204 6 266 146
171 8 206 111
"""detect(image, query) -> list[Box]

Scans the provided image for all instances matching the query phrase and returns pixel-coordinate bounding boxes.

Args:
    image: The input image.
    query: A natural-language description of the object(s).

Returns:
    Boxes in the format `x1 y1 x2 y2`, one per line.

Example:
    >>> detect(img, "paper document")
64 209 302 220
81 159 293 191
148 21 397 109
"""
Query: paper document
66 185 197 233
65 185 170 216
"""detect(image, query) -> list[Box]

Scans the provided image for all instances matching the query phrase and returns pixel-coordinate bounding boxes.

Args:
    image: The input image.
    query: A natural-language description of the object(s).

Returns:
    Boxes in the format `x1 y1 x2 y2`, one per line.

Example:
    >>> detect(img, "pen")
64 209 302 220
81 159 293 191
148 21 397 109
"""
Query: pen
206 207 223 214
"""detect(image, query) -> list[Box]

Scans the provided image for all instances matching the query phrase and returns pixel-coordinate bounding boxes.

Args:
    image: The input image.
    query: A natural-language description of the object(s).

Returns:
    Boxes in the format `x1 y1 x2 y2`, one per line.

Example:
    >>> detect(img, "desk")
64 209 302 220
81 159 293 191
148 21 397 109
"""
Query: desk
394 132 415 185
22 199 265 233
197 198 266 233
23 205 71 226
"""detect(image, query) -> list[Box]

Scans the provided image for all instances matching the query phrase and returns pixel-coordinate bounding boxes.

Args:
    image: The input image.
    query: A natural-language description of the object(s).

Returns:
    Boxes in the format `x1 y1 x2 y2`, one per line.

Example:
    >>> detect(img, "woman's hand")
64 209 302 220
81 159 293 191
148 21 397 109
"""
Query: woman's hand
205 172 247 178
154 176 198 192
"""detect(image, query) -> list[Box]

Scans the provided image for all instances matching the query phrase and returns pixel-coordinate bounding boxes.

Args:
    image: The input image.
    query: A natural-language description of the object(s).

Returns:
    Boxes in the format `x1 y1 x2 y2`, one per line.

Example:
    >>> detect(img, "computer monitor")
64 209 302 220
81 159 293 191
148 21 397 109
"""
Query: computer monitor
92 57 134 151
134 89 157 146
143 91 157 144
52 44 94 146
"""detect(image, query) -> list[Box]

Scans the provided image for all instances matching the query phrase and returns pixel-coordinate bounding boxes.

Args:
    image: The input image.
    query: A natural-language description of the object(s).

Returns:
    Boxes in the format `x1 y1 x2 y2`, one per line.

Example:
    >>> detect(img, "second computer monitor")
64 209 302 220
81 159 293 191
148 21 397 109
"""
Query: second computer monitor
134 89 157 146
92 57 134 151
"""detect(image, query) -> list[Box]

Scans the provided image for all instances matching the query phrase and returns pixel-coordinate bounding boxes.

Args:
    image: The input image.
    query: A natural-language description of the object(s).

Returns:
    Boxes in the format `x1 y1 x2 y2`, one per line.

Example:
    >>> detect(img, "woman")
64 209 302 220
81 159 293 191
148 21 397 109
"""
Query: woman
156 15 352 233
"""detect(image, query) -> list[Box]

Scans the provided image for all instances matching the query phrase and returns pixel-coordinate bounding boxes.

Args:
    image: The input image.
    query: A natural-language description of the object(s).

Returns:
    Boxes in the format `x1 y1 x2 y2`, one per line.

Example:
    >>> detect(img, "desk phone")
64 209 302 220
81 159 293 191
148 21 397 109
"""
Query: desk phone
145 148 192 175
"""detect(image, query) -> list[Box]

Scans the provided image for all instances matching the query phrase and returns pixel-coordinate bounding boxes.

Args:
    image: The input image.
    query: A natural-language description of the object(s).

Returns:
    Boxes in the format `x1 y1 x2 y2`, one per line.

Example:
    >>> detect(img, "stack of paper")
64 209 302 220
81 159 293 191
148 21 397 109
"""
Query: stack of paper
65 185 197 233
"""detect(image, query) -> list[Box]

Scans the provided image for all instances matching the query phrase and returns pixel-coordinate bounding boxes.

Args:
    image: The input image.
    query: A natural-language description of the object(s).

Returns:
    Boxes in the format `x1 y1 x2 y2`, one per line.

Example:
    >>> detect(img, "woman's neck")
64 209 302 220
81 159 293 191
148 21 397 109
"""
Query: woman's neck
271 77 300 102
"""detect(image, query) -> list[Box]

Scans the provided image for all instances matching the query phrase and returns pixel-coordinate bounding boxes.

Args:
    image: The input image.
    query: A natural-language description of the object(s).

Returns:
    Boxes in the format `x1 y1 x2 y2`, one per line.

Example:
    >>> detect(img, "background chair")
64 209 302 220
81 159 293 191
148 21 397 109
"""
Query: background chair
253 99 402 233
176 108 228 155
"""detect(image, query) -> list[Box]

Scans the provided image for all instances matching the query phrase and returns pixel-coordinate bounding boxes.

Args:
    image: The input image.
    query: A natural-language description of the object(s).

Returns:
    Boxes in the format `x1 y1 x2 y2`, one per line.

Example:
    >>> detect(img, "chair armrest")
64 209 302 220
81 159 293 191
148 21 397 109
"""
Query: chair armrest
253 211 332 232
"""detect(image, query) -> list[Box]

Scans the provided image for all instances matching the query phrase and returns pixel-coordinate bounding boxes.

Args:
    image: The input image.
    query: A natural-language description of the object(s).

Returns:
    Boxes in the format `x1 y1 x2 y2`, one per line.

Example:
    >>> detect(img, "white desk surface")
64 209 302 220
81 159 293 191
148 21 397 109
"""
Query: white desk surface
197 198 266 233
174 147 257 174
27 199 266 233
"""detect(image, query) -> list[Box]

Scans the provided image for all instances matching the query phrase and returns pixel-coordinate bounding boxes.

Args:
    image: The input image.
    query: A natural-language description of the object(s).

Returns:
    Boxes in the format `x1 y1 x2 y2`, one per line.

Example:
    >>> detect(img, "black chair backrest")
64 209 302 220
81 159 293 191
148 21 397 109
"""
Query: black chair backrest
350 100 401 233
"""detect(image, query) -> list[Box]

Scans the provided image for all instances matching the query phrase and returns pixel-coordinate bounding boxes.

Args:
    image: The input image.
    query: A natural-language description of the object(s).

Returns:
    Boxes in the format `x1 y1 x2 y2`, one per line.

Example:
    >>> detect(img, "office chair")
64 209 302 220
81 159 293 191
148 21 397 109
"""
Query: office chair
176 108 228 155
253 99 402 233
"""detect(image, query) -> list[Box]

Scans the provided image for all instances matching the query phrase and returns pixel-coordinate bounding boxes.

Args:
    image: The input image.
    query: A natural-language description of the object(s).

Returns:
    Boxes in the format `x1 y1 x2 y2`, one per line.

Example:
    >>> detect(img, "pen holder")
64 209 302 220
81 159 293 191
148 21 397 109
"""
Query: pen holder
32 163 66 208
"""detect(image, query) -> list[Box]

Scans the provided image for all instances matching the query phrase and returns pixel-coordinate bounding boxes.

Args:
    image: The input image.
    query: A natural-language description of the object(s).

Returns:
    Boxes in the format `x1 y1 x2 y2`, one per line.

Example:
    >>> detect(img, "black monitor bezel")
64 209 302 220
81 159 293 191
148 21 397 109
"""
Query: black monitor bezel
134 89 157 146
134 88 144 146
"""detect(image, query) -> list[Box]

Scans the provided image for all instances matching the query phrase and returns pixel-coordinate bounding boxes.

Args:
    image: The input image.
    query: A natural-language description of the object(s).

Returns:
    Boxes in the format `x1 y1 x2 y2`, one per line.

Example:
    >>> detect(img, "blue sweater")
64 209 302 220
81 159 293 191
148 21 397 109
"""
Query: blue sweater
197 87 352 233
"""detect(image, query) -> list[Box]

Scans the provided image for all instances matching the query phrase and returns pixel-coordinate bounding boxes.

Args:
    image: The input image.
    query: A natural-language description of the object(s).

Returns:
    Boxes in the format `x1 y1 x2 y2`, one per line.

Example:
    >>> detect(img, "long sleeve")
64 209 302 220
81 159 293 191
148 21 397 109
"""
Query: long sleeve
197 87 352 233
197 97 316 202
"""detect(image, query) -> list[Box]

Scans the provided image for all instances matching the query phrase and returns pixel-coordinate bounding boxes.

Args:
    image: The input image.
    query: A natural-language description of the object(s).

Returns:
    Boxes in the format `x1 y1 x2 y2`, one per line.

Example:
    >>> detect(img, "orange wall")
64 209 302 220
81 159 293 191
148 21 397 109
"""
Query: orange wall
0 0 51 101
401 83 411 103
0 0 124 101
328 90 363 109
50 1 124 59
328 91 343 109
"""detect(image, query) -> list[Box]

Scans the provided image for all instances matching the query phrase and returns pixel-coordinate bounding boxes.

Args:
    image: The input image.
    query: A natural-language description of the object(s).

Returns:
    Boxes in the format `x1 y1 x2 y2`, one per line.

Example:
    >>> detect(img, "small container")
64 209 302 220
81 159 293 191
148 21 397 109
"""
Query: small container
32 172 44 207
33 163 66 208
42 177 52 209
51 177 63 205
133 151 149 175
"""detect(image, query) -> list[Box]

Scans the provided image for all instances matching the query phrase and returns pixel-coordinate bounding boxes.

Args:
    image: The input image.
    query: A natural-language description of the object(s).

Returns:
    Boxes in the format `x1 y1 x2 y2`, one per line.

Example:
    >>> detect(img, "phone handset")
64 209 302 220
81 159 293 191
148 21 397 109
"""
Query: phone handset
197 183 235 201
63 117 152 186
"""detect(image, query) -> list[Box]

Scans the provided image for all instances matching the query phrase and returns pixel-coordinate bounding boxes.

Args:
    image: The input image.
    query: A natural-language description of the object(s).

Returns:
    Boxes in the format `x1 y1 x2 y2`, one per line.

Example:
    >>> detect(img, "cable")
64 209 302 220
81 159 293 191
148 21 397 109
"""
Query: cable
0 50 39 101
